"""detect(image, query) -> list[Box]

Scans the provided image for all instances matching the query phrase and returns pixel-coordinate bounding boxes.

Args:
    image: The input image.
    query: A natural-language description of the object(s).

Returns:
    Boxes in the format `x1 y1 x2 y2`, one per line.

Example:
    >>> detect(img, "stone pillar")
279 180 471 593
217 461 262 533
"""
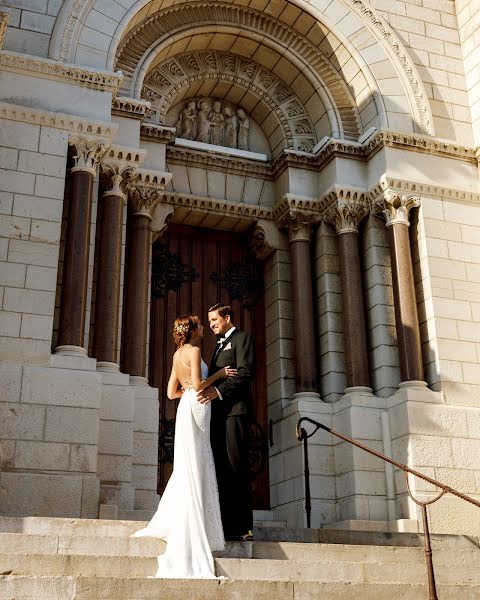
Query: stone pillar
121 171 170 384
281 210 319 396
323 197 370 391
92 158 137 371
375 192 424 385
56 136 109 356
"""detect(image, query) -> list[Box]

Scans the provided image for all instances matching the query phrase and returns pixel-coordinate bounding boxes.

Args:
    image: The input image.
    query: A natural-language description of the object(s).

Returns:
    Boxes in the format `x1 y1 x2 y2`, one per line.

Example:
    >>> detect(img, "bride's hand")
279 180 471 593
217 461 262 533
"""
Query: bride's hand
219 366 237 378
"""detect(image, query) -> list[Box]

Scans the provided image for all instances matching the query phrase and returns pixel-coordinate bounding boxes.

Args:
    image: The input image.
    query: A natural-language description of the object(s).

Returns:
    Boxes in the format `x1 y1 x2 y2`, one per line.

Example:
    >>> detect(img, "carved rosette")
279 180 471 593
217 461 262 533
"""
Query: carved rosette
280 210 319 242
69 136 110 175
323 199 369 234
373 191 421 227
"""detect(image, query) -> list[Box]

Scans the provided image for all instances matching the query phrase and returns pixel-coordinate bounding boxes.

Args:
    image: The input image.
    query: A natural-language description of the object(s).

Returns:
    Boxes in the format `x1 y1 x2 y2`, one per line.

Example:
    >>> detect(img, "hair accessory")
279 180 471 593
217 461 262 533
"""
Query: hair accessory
174 323 190 334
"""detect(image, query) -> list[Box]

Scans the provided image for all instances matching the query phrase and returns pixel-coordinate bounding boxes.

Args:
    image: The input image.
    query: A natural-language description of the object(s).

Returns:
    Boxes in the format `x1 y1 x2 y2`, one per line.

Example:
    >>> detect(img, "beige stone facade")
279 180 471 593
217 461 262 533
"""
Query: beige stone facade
1 0 480 536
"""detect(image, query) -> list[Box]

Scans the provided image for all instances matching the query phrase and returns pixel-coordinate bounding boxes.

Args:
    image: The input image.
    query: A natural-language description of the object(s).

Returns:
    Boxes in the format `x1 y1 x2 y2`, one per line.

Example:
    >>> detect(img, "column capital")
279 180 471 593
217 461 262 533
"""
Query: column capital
101 144 146 200
0 11 9 51
69 135 111 175
372 190 421 227
127 168 172 219
279 209 319 242
323 198 369 234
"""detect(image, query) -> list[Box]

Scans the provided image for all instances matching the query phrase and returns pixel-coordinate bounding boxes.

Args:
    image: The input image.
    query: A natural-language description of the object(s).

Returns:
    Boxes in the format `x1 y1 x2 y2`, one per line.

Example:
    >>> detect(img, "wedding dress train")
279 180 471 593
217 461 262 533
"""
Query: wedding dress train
132 359 224 578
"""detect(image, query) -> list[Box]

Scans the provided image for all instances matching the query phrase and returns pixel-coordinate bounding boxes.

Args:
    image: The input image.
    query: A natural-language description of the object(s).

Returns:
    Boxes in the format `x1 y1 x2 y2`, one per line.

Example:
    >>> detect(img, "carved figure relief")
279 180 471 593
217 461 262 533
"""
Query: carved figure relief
175 99 250 150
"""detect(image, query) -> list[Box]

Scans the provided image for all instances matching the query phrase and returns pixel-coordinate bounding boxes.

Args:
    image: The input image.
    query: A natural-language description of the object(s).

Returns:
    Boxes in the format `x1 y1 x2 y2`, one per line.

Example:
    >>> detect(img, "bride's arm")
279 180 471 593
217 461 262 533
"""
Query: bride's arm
189 346 235 391
167 365 183 400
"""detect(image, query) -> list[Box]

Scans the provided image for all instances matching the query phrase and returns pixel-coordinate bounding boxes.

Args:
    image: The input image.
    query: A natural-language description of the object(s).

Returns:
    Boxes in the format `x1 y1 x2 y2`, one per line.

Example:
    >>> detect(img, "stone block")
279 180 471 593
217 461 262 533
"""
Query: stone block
437 338 477 362
22 365 101 408
8 238 59 267
20 314 53 340
100 385 134 421
30 219 61 243
0 214 31 240
0 471 83 517
0 168 35 195
34 176 66 202
97 454 132 483
25 264 57 292
0 310 21 337
133 464 157 490
0 337 51 364
0 439 15 468
0 261 26 287
45 406 99 445
70 443 98 473
3 287 55 315
134 488 160 511
39 127 69 156
409 434 454 468
133 392 159 433
81 473 100 518
98 420 133 455
0 402 45 440
0 147 19 170
0 120 40 152
14 439 69 470
20 10 55 33
17 150 66 178
133 432 158 465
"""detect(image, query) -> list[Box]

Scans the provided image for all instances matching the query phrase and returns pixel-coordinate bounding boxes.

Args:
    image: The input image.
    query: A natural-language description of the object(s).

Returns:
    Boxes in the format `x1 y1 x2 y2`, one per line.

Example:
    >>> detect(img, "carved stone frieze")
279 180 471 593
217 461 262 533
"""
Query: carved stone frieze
0 102 117 139
0 51 122 93
141 123 176 143
0 11 9 51
279 209 319 242
112 96 151 120
69 135 111 175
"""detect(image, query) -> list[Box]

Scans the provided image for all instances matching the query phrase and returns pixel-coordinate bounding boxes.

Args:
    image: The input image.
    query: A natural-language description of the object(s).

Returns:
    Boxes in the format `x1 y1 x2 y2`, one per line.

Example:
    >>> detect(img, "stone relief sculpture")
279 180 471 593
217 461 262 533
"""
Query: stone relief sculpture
175 99 250 150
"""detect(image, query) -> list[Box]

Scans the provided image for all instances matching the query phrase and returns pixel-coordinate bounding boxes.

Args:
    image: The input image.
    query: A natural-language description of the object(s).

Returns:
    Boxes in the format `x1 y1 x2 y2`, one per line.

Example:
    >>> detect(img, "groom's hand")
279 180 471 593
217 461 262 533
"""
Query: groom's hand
197 386 218 404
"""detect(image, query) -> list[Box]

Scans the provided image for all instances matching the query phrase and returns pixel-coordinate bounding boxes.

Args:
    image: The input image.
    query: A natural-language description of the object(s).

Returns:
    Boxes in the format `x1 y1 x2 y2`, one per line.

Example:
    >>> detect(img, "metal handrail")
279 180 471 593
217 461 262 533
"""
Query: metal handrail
296 416 480 600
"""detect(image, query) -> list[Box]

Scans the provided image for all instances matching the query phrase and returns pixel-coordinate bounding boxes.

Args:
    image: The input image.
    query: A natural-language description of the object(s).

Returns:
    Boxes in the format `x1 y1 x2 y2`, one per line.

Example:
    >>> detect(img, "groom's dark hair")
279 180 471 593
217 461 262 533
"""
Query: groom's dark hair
208 303 233 319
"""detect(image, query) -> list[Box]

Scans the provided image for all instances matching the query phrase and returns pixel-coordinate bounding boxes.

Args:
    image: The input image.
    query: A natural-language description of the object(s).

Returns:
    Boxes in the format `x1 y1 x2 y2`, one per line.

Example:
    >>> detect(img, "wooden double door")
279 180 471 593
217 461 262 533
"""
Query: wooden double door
149 224 270 509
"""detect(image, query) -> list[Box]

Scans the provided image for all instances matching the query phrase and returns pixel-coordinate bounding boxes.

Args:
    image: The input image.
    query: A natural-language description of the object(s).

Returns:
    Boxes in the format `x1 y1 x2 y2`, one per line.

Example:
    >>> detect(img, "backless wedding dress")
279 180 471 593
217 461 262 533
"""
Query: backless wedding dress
132 358 224 578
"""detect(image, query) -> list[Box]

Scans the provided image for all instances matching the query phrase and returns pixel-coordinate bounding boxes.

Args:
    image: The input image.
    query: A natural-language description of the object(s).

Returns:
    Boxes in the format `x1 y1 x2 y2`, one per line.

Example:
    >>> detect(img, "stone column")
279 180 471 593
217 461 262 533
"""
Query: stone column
281 210 319 396
56 136 109 356
323 197 370 391
92 156 138 371
121 171 170 383
375 192 424 385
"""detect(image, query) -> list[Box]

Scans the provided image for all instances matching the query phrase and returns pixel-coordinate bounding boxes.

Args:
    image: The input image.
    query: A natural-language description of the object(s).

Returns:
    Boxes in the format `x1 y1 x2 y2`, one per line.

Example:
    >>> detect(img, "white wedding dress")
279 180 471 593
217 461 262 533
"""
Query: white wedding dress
132 359 224 579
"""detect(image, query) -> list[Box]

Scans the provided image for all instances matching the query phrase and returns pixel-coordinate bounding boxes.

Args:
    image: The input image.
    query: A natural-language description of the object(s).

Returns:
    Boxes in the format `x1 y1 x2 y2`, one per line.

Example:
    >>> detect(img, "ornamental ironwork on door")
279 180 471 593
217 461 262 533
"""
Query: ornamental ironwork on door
150 224 270 509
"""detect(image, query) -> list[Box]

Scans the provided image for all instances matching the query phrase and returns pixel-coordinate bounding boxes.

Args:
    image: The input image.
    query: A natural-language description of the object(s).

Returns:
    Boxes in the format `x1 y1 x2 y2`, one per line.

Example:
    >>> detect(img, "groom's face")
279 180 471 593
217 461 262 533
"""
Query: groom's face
208 310 231 336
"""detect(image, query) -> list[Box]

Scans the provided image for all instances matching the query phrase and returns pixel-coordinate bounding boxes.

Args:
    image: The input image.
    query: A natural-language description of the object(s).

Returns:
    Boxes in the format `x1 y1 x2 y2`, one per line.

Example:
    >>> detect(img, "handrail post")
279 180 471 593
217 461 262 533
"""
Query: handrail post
421 504 438 600
300 427 311 528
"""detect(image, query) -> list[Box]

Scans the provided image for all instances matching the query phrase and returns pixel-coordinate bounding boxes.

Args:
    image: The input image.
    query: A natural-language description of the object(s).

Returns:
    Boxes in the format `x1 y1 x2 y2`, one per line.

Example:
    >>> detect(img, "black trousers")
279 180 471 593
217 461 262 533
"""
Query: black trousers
210 413 253 536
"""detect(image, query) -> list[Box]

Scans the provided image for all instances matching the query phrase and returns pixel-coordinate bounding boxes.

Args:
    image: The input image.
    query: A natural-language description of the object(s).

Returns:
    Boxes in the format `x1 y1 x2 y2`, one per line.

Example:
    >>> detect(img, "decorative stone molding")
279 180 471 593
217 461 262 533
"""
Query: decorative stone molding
128 168 173 218
0 102 117 139
272 194 320 221
100 144 145 199
321 186 370 234
370 175 480 205
0 11 8 52
279 209 319 242
140 123 176 143
0 51 122 93
372 190 421 227
347 0 433 136
112 96 151 120
166 146 271 178
249 223 279 260
162 192 272 221
69 135 111 175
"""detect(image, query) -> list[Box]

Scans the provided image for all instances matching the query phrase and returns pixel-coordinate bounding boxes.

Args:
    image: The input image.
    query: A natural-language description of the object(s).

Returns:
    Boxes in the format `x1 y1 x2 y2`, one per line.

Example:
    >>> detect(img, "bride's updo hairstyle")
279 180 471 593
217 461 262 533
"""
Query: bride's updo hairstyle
173 314 200 347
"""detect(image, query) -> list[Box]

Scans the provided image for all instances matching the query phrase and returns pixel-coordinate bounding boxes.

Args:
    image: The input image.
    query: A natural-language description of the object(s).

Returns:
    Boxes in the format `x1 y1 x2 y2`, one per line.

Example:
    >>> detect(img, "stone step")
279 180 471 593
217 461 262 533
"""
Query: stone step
1 575 479 600
2 552 480 585
1 517 476 549
1 532 479 567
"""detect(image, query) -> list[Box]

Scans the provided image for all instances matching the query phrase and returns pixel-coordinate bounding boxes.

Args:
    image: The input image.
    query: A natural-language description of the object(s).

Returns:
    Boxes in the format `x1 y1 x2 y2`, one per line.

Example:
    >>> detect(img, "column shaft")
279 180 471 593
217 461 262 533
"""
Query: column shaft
290 239 317 392
388 223 424 382
337 232 369 388
121 213 151 378
92 192 124 364
57 169 94 349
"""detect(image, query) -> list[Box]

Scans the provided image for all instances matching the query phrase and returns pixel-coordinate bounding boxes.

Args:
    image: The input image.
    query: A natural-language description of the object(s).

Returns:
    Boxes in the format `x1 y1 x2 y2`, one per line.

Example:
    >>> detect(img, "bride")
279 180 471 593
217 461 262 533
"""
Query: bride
132 314 236 579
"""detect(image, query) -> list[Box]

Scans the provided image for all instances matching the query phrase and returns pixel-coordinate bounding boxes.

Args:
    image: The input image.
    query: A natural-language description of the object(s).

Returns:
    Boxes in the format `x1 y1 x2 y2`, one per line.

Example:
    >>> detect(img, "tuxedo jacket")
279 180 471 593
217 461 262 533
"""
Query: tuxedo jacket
209 329 255 417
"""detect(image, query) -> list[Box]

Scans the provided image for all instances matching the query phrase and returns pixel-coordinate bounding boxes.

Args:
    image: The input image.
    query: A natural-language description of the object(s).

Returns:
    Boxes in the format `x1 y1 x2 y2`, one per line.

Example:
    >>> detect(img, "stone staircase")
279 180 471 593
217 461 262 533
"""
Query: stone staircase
1 517 480 599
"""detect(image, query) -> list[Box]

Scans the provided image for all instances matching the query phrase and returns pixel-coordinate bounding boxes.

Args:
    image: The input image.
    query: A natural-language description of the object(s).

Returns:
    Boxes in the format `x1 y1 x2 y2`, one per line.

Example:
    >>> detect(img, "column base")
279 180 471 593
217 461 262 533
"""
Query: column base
130 375 149 386
54 345 87 357
398 380 428 390
96 361 120 373
344 386 373 395
293 391 321 401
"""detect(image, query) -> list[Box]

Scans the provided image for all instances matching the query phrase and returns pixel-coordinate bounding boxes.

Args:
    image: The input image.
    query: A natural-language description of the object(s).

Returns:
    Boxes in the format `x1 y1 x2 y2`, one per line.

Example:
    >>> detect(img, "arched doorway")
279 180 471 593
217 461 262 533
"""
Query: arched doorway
150 224 270 509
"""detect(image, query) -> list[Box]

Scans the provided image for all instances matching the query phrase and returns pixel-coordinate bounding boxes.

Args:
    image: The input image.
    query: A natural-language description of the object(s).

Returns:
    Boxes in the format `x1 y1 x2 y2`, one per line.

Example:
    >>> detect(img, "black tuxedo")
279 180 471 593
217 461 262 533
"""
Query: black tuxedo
209 328 255 537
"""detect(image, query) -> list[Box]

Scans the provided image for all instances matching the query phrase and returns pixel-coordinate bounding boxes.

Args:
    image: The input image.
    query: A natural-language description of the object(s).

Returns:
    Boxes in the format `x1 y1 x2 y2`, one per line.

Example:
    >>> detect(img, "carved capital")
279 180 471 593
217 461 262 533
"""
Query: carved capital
127 168 172 219
0 11 9 51
249 224 276 260
100 145 145 199
279 210 319 242
323 199 369 234
373 191 421 227
69 136 110 175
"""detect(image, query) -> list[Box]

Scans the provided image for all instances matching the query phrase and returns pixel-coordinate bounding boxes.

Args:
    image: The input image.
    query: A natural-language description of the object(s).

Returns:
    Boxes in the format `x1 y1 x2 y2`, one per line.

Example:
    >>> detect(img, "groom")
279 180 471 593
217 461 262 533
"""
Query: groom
197 303 255 541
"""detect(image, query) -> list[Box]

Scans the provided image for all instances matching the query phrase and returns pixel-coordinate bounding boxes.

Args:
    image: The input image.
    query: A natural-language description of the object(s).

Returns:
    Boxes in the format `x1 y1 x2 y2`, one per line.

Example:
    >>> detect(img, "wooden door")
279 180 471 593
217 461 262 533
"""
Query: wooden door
149 224 270 509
